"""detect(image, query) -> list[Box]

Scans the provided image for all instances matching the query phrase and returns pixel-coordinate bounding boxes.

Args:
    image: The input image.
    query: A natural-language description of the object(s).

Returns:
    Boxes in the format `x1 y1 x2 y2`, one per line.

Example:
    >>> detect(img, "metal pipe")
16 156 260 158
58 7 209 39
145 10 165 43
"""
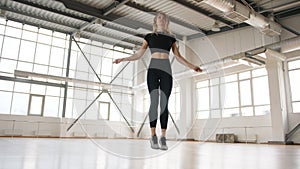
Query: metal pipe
269 36 300 51
107 92 135 133
203 0 234 12
72 36 103 83
204 0 282 36
259 1 300 13
109 61 130 84
62 35 72 118
14 70 132 90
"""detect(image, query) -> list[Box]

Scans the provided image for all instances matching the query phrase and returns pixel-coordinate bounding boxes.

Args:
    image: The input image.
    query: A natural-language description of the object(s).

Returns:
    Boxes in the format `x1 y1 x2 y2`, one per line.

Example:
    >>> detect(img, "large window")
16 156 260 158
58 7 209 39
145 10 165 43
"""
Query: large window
0 19 134 121
288 59 300 113
196 68 270 119
0 20 66 118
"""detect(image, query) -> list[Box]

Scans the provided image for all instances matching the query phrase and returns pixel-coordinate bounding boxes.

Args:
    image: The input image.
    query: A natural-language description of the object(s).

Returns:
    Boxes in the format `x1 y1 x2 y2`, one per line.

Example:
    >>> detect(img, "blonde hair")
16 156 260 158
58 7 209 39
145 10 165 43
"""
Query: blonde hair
153 12 171 35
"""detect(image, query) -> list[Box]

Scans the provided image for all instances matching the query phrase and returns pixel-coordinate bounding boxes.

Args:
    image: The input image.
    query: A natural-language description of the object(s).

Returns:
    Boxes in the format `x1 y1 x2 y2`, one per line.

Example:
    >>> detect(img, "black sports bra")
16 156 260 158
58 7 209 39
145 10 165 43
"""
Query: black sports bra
144 33 176 54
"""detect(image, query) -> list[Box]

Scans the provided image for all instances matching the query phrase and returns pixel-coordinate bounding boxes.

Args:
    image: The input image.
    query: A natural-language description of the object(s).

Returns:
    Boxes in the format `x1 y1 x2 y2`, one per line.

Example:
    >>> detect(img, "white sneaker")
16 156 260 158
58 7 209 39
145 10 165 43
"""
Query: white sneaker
160 136 168 151
150 135 160 149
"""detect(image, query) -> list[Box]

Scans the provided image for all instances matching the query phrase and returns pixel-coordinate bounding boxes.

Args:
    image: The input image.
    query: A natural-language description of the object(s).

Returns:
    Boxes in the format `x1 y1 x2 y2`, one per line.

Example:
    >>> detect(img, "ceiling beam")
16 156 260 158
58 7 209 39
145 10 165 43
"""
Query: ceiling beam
57 0 186 40
275 19 300 36
0 5 82 29
103 0 130 16
281 24 300 36
273 6 300 18
12 0 91 22
3 15 76 34
258 1 300 13
73 0 131 35
57 0 153 32
75 34 136 49
58 0 106 19
104 23 144 38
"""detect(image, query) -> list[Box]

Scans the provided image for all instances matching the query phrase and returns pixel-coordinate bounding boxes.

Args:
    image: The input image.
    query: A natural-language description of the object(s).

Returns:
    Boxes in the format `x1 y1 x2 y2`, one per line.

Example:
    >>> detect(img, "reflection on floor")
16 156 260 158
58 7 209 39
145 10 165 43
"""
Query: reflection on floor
0 138 299 169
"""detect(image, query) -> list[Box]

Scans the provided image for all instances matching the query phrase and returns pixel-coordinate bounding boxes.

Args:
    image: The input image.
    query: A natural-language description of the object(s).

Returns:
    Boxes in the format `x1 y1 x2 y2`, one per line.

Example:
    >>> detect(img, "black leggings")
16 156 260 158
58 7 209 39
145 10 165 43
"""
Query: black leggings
147 58 173 129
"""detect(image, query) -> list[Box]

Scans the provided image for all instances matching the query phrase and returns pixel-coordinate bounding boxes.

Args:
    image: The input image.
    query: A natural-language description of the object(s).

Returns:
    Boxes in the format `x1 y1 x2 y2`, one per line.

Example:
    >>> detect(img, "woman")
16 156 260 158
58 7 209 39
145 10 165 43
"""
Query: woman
113 12 202 150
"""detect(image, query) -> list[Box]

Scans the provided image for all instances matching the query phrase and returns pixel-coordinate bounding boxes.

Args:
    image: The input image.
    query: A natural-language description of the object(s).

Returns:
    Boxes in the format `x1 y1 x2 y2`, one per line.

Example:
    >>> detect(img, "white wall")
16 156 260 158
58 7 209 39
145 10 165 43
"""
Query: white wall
0 114 134 138
187 26 279 65
192 115 272 143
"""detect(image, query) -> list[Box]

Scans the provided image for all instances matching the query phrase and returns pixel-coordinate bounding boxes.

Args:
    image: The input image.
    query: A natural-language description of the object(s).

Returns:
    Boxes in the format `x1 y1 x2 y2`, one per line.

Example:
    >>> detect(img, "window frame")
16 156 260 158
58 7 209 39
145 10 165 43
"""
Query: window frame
98 101 110 120
196 68 270 119
28 94 45 116
287 59 300 113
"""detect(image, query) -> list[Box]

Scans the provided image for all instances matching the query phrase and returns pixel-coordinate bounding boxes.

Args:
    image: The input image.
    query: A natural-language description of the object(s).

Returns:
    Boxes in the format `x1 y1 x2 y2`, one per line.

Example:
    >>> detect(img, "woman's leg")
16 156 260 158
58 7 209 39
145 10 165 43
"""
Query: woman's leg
159 71 173 133
158 71 172 151
151 128 156 137
161 129 166 137
147 69 160 136
147 69 161 149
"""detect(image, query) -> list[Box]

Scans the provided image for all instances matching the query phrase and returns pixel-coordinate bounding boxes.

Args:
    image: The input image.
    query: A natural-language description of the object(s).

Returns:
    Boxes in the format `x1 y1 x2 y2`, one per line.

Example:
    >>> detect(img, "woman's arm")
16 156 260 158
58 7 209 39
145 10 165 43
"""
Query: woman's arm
171 43 202 72
113 40 148 64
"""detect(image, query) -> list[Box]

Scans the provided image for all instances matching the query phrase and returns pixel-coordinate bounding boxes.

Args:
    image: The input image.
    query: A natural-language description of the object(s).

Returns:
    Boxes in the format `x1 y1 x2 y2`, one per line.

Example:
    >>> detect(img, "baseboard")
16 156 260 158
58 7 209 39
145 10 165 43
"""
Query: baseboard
175 138 196 141
268 141 286 145
0 136 60 138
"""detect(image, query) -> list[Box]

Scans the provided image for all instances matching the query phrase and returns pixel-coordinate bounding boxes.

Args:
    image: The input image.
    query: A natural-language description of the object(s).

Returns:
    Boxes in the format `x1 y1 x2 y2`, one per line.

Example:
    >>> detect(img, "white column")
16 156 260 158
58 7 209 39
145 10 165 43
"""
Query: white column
176 35 195 139
178 78 194 139
265 49 288 143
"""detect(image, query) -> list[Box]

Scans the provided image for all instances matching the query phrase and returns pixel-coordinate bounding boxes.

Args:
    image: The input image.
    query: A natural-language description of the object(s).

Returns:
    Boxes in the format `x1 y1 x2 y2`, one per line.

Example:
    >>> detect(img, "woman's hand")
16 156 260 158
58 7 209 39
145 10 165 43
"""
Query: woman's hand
113 58 123 64
193 66 202 72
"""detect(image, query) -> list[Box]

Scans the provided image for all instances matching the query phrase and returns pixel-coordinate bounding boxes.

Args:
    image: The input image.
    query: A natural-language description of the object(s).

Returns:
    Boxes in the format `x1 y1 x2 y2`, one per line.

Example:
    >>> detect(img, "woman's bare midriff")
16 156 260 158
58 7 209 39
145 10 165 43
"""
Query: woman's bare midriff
151 52 169 59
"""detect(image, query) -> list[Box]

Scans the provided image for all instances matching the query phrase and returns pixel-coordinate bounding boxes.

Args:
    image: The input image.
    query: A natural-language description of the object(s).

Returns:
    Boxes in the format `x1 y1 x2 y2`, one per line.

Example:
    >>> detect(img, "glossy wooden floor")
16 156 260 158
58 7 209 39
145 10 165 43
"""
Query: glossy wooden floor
0 138 299 169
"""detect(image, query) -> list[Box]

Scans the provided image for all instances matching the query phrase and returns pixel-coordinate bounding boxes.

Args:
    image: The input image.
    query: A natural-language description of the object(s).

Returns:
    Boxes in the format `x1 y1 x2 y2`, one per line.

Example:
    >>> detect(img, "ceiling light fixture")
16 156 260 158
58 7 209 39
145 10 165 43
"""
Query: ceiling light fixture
211 21 221 32
74 32 81 39
0 9 6 19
